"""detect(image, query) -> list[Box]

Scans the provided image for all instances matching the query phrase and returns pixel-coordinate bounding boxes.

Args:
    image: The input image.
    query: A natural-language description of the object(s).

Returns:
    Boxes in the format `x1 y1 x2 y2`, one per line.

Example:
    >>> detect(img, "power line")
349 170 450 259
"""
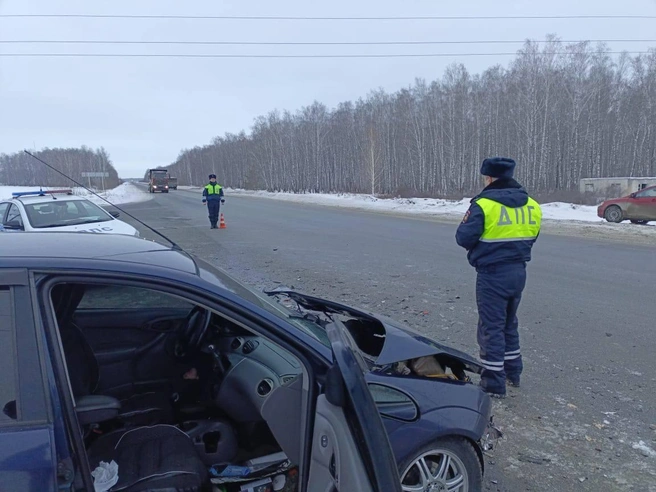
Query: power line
0 51 650 59
1 39 654 46
1 14 656 21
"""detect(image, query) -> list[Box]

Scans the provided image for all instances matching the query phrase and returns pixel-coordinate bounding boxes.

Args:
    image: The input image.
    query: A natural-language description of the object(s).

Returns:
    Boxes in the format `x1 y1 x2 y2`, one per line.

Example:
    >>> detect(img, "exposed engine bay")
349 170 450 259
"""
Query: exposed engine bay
263 289 482 383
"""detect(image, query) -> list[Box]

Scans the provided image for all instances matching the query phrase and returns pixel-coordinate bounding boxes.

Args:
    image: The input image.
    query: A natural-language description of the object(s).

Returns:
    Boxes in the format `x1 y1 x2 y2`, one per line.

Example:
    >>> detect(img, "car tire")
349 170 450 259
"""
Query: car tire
398 437 482 492
604 205 623 223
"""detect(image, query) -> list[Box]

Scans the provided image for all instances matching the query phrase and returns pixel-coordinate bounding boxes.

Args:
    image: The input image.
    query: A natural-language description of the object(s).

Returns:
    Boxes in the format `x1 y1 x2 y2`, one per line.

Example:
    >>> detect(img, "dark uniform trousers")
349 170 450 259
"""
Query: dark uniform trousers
476 263 526 394
207 201 221 227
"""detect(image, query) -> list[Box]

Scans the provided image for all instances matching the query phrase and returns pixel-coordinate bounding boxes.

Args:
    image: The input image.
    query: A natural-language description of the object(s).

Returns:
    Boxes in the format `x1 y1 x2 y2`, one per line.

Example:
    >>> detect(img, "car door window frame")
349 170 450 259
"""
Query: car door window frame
0 273 49 427
5 204 24 228
37 272 331 491
325 321 403 490
0 202 9 224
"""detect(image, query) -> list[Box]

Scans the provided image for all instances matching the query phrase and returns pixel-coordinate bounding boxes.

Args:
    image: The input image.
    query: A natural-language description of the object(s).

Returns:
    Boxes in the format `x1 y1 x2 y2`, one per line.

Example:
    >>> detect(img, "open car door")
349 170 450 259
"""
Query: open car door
307 320 402 492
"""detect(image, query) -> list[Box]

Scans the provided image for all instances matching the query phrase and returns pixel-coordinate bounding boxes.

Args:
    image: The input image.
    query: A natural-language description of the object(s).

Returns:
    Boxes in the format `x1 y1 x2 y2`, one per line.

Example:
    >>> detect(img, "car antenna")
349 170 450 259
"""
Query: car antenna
23 151 200 271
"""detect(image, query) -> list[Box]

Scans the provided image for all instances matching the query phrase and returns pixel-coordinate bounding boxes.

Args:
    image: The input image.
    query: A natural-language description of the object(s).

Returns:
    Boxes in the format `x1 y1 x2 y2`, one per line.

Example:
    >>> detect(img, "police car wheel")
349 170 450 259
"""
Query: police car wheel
398 437 482 492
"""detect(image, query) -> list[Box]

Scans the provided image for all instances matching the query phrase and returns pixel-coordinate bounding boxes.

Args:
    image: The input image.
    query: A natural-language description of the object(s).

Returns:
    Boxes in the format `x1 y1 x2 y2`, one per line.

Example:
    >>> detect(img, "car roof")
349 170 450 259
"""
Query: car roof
1 232 198 274
0 231 335 356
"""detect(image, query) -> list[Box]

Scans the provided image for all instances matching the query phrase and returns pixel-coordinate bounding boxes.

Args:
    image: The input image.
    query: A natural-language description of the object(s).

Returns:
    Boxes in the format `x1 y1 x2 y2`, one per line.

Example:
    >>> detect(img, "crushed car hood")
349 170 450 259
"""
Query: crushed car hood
265 289 484 373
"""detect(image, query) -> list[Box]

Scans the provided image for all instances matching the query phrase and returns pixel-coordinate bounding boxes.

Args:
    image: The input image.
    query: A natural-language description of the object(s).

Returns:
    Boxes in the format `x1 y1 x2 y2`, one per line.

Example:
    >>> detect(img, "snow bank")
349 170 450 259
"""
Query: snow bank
0 183 151 206
539 202 602 222
223 188 608 223
85 183 152 206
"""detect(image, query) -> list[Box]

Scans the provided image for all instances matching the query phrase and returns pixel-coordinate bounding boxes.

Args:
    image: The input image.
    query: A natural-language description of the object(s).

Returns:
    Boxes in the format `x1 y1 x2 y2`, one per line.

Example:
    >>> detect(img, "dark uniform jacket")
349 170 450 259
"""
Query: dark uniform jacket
456 178 540 270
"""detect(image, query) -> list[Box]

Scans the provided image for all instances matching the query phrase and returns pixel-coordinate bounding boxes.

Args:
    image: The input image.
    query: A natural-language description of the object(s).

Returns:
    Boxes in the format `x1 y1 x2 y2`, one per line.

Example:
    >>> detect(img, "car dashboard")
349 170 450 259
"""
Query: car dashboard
203 317 303 423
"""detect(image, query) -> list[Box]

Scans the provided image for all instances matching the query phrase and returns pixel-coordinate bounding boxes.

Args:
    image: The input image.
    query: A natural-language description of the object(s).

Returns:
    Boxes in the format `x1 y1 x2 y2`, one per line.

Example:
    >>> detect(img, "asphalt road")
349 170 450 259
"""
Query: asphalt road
123 185 656 491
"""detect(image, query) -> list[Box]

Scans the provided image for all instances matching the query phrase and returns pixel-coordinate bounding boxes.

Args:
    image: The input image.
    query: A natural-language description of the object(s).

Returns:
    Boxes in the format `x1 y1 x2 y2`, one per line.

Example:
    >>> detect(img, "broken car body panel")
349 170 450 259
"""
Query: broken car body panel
264 289 484 373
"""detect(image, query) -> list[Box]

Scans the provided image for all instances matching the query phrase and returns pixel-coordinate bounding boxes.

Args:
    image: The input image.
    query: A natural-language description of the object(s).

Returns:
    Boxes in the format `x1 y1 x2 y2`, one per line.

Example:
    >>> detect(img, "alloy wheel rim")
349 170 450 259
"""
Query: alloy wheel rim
400 448 469 492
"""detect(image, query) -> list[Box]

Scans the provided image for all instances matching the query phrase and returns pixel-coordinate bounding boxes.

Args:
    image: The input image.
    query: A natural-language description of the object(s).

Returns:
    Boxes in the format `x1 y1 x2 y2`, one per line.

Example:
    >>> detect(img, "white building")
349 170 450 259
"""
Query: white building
579 177 656 197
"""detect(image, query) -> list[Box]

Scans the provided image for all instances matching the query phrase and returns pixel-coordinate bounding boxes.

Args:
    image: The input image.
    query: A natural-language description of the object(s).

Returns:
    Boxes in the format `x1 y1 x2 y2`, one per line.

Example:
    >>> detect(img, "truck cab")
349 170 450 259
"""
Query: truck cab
147 169 169 193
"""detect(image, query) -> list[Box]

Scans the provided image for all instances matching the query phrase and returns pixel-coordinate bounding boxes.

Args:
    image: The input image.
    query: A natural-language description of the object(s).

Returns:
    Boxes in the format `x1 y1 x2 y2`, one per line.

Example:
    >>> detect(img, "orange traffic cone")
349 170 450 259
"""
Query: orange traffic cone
219 213 226 229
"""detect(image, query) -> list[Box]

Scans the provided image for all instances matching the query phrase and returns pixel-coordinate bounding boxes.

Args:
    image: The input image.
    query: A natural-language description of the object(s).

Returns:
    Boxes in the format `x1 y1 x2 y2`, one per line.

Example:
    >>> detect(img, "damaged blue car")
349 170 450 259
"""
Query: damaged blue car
0 232 500 492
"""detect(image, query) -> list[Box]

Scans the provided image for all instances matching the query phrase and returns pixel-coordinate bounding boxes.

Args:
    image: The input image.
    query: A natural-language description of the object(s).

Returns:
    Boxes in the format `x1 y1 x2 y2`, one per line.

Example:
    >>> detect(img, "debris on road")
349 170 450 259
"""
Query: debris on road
632 441 656 458
517 453 551 465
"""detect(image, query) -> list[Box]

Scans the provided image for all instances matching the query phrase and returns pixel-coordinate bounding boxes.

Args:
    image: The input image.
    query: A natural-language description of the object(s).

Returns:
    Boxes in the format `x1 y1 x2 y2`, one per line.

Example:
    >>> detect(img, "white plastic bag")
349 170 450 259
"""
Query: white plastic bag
91 460 119 492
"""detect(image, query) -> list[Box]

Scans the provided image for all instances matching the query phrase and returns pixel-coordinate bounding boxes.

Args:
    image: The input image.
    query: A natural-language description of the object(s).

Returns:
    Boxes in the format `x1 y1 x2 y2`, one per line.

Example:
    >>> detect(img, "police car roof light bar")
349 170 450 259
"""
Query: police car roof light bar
11 189 73 198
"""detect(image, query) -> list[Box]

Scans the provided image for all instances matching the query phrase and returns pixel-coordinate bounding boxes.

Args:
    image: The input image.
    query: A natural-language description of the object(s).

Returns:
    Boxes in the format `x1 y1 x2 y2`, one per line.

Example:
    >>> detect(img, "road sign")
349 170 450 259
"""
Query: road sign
81 172 109 178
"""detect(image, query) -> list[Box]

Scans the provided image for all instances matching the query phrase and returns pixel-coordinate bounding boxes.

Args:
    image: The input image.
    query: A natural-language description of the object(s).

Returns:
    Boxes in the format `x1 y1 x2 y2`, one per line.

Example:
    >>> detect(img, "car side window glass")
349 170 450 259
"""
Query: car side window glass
6 204 22 226
0 288 18 423
76 284 193 310
0 203 9 223
636 189 656 198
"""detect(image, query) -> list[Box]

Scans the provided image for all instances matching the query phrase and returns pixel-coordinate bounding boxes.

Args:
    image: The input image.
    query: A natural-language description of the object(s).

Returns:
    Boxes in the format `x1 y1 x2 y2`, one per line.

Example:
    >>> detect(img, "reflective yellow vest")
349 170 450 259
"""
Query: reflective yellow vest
475 197 542 243
204 183 223 195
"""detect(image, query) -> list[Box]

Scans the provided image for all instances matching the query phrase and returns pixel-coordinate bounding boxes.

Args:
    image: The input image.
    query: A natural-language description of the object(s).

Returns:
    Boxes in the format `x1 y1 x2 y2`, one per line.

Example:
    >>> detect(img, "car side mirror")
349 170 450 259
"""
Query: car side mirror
4 220 24 231
109 210 120 218
630 193 636 198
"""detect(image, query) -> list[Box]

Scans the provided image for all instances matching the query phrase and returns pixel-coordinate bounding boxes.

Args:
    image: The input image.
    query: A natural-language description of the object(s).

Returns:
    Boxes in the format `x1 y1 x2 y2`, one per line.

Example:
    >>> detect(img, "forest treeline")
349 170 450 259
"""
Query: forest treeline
163 38 656 200
0 147 120 189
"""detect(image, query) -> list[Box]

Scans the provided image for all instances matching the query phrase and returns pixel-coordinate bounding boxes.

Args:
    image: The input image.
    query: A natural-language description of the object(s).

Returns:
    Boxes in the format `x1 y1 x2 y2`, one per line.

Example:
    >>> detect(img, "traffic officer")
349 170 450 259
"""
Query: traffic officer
455 157 542 398
202 173 225 229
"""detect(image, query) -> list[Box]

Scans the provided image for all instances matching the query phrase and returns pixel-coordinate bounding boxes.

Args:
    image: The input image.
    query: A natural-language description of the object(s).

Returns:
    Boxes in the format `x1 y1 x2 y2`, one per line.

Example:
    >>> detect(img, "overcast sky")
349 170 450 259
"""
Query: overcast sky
1 0 655 178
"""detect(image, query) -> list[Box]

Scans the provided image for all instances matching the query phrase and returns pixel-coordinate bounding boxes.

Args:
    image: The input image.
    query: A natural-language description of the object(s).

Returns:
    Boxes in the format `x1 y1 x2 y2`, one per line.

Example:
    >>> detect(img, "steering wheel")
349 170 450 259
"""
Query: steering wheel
176 305 211 358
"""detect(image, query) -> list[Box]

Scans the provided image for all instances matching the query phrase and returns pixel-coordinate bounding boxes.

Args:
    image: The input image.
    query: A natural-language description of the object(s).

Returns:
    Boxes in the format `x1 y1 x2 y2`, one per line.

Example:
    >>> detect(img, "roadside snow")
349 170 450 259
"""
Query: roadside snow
85 183 152 206
166 187 656 237
0 183 151 206
221 188 608 223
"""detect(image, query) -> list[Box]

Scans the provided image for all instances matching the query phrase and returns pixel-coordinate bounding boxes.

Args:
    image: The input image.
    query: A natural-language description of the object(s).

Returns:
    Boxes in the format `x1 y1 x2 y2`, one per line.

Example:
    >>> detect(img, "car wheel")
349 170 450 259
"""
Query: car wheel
604 205 623 223
398 437 482 492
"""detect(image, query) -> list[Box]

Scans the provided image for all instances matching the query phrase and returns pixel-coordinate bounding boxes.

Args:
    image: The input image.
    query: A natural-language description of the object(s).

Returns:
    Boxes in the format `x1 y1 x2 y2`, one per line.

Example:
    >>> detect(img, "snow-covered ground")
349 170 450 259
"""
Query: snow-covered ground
0 183 152 206
182 186 608 223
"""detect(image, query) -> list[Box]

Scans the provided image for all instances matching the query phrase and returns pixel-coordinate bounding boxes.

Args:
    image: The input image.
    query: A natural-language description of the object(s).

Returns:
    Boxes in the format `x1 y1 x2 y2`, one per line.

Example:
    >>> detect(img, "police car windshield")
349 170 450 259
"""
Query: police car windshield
23 199 112 229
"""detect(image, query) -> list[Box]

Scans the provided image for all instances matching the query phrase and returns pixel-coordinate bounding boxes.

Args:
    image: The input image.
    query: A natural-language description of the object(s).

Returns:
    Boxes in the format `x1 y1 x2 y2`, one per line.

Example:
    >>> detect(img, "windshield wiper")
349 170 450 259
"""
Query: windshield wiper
69 218 109 225
37 222 74 228
36 218 108 228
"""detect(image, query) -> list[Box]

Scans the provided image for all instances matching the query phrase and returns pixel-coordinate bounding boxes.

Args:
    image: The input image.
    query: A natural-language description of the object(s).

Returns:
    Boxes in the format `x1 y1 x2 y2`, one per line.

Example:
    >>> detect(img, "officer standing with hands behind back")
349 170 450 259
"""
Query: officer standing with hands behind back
456 157 542 399
202 173 225 229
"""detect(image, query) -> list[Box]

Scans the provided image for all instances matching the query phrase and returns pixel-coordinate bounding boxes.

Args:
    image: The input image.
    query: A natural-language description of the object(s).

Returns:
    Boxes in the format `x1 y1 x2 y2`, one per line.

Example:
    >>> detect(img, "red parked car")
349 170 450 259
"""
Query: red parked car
597 185 656 223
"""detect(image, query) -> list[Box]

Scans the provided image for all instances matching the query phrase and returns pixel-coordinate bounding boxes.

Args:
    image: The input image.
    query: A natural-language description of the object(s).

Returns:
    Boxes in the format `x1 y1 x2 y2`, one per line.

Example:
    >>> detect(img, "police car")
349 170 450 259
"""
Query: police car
0 189 139 236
